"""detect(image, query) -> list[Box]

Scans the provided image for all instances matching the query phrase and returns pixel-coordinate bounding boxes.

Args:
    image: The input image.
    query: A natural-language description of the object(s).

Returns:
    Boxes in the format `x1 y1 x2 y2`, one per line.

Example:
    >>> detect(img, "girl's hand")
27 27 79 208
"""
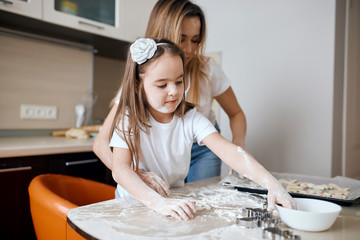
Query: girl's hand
150 198 197 221
267 182 297 211
138 169 170 197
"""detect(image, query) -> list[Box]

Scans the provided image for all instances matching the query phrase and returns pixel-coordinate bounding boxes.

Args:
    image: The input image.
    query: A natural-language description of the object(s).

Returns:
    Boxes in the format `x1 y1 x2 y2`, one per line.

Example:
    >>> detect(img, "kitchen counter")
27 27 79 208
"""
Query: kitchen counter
0 136 94 158
67 177 360 240
0 135 107 240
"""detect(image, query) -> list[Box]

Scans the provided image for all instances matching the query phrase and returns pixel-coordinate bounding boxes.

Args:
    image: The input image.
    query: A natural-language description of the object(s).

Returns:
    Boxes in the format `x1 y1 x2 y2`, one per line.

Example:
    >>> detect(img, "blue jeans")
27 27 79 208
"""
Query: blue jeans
185 122 221 183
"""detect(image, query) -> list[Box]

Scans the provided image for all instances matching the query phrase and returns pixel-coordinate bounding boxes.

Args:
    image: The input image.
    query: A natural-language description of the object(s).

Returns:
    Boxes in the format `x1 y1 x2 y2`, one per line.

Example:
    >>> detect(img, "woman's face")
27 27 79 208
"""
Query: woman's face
142 53 184 123
180 17 201 65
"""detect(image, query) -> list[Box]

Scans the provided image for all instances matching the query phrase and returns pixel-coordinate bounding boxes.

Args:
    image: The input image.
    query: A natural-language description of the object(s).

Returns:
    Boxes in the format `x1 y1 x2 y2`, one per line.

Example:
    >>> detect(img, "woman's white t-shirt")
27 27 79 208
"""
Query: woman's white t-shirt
191 58 231 125
109 108 217 196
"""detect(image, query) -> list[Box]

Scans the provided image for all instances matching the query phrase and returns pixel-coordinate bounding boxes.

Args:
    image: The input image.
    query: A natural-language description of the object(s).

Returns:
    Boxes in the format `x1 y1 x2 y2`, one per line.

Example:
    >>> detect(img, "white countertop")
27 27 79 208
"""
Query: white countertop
67 177 360 240
0 136 94 158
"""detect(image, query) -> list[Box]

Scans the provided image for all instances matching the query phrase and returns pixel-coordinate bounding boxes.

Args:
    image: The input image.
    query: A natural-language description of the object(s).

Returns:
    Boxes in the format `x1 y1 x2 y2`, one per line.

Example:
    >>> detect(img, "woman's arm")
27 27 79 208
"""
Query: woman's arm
93 104 118 170
112 147 196 220
202 132 296 211
215 86 247 174
215 86 246 148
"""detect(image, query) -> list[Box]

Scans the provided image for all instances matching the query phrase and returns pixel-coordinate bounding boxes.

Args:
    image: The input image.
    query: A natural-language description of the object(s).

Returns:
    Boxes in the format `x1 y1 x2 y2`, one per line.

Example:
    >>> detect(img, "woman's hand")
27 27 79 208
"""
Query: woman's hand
267 182 296 211
137 169 170 197
149 198 197 221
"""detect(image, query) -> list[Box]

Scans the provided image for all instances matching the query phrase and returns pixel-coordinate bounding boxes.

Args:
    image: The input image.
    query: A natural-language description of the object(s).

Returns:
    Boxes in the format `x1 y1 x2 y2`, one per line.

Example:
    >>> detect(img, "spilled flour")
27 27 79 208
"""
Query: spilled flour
69 180 270 240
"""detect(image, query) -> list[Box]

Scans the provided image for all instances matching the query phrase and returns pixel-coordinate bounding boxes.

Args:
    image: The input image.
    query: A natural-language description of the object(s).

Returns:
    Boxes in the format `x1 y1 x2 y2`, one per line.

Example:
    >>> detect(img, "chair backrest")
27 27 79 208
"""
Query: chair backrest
28 174 115 240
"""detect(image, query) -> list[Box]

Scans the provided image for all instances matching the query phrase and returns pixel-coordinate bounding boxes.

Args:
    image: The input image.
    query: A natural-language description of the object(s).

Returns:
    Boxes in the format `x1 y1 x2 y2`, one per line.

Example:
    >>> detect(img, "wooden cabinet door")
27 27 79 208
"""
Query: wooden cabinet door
0 156 47 240
47 152 108 183
0 152 113 240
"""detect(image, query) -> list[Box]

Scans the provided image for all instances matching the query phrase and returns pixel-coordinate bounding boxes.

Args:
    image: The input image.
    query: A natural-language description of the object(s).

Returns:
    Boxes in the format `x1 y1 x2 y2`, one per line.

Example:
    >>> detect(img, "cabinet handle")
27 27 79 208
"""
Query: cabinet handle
65 159 98 166
78 20 105 30
0 166 32 173
0 0 13 5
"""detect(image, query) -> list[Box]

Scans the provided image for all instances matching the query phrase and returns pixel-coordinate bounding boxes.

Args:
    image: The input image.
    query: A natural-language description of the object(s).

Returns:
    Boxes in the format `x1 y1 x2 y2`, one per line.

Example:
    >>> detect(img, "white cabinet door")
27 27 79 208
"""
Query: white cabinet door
43 0 124 40
2 0 157 42
0 0 42 19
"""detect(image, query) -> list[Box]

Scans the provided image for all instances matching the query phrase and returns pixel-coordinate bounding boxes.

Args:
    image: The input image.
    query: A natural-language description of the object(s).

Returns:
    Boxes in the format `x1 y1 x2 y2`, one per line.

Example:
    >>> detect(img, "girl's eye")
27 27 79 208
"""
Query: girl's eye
157 84 166 88
176 80 183 85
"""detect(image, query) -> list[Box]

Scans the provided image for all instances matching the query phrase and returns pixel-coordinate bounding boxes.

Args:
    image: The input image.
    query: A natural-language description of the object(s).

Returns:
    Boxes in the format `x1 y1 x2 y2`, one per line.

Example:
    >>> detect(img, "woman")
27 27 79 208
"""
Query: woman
93 0 246 188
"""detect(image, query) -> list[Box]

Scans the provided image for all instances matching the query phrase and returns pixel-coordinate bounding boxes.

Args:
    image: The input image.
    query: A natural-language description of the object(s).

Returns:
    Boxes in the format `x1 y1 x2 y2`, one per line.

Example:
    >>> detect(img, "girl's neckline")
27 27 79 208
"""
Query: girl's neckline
149 112 176 126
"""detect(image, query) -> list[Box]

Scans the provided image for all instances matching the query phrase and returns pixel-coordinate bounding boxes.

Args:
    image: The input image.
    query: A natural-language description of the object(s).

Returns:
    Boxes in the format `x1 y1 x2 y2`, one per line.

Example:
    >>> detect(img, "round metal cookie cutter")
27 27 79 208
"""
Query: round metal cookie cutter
236 217 258 229
262 227 301 240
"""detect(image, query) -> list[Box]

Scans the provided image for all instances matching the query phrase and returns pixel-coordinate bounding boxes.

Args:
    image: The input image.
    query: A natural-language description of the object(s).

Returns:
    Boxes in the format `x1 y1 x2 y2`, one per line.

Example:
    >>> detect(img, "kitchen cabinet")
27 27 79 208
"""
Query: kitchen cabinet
0 152 113 240
0 0 157 59
48 152 108 183
0 155 47 240
0 0 42 20
43 0 124 41
43 0 156 42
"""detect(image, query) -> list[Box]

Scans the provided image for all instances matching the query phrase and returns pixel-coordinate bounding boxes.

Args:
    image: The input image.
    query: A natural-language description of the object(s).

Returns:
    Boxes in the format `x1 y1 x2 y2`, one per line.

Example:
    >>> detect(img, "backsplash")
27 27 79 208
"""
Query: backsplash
92 55 125 124
0 30 93 130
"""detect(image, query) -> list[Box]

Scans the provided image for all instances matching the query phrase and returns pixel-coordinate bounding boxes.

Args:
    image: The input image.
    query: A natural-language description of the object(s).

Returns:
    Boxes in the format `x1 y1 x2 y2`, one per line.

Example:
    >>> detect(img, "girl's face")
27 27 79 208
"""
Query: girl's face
180 17 201 65
142 53 184 123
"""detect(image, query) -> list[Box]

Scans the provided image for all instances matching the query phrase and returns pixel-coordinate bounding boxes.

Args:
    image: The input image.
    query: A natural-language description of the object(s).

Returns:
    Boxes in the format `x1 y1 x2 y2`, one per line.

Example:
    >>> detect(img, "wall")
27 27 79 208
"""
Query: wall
92 56 125 123
0 29 93 130
196 0 338 177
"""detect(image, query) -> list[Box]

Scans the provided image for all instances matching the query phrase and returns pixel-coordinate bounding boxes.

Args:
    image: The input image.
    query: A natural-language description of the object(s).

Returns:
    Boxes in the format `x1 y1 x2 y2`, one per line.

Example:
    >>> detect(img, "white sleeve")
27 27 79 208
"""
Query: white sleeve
208 58 231 97
109 130 129 149
189 109 217 145
109 114 129 149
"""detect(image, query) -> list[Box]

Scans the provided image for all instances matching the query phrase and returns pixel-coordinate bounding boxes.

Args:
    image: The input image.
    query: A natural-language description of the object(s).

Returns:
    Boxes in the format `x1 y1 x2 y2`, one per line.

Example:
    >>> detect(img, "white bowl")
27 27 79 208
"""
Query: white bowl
276 198 341 231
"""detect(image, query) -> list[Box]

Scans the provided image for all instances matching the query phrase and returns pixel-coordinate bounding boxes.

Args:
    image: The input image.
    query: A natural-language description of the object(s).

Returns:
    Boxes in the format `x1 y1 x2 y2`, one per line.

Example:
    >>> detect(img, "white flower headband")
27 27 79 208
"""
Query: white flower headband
130 38 158 65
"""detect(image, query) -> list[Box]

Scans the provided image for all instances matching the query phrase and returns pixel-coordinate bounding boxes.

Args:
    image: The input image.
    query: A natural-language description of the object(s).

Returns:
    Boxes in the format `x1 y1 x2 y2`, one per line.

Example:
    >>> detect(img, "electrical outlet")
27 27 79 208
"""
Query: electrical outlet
20 104 57 120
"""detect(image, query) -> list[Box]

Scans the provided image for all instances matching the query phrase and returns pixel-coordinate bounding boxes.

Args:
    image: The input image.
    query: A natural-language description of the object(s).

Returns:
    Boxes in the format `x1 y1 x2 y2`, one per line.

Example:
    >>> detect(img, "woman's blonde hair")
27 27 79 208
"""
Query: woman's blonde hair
145 0 208 106
110 39 193 171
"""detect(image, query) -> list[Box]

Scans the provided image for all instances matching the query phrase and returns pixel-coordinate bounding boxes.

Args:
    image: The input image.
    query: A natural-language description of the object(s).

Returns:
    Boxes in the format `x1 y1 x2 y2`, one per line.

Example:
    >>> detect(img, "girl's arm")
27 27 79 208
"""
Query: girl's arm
202 132 296 211
112 147 197 221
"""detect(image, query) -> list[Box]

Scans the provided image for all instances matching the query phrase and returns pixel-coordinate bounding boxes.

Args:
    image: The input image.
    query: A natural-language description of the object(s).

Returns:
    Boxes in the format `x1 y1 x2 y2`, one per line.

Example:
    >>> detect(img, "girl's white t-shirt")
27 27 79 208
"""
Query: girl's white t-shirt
115 58 231 125
109 108 217 190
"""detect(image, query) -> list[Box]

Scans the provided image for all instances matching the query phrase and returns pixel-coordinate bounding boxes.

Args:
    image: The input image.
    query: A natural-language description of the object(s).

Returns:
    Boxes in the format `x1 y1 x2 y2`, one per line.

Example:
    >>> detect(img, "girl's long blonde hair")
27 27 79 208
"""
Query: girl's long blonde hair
110 39 194 171
145 0 208 106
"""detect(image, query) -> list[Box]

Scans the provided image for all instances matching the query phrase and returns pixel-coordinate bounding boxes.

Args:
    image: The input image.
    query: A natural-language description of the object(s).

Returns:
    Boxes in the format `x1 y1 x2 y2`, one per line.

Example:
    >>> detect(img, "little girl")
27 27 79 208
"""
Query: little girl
110 38 295 221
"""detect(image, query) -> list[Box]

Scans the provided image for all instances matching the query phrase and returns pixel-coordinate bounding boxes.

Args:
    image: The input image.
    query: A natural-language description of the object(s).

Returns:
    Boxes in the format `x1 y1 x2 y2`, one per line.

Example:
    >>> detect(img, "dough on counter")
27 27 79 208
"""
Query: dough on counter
65 128 90 139
279 179 350 199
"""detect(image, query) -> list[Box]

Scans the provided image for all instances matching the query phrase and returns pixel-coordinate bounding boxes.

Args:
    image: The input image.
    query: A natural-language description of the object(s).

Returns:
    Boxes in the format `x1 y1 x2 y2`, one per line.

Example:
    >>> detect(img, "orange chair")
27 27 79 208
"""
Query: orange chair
28 174 116 240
